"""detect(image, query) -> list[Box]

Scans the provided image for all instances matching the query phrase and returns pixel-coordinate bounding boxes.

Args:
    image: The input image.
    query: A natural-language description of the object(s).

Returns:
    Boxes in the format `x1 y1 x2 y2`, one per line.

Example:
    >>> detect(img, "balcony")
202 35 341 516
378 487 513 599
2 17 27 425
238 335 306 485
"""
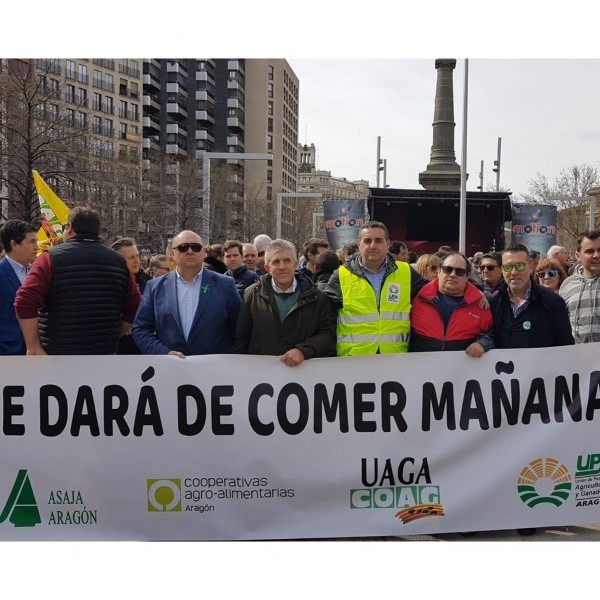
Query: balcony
227 117 244 130
166 61 187 75
166 82 188 97
126 133 140 142
195 71 215 84
143 94 160 111
166 102 187 117
195 110 215 124
227 80 241 90
143 136 160 149
166 123 187 136
227 60 244 74
143 116 159 130
195 130 214 143
227 135 239 146
143 73 160 89
166 144 187 156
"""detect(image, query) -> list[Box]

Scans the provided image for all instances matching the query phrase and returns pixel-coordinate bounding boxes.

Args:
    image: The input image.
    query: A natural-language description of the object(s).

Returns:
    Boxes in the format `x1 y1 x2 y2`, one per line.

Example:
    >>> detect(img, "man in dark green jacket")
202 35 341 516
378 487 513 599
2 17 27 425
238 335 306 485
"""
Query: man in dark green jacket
233 239 336 367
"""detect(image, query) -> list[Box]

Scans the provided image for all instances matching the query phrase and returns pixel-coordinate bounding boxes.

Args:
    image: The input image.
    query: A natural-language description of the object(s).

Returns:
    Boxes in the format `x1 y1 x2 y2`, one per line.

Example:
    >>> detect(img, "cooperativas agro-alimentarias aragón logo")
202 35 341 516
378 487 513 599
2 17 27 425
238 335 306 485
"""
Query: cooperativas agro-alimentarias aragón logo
517 458 572 507
147 479 182 512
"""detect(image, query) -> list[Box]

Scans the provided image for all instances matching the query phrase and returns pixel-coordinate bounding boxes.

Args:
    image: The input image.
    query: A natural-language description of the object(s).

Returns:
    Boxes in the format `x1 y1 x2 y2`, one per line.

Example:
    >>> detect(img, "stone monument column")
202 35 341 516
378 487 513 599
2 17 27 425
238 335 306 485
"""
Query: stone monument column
419 59 462 191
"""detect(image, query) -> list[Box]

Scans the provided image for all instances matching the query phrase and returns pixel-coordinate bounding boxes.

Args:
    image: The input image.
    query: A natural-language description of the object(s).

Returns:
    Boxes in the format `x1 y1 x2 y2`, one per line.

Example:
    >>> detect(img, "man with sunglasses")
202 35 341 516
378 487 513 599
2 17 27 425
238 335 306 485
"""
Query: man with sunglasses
478 252 504 295
490 243 573 349
409 253 493 356
133 230 241 357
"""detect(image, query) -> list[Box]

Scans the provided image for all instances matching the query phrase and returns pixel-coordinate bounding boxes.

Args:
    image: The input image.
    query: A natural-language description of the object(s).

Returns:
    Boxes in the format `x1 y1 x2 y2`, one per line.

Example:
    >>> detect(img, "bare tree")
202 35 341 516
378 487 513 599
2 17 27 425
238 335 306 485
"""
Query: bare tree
0 59 91 222
141 155 205 249
516 164 600 251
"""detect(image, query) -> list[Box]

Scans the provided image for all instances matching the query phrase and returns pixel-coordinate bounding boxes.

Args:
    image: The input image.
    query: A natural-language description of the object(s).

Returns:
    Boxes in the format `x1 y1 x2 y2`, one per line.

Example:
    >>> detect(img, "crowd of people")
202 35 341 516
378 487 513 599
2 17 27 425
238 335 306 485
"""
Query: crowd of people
1 208 599 366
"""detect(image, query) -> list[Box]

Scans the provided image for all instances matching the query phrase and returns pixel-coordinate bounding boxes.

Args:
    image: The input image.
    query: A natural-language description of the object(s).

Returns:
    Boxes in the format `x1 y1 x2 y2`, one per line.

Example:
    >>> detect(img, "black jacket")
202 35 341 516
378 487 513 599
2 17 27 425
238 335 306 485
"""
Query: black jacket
490 279 574 348
225 264 260 298
233 274 336 359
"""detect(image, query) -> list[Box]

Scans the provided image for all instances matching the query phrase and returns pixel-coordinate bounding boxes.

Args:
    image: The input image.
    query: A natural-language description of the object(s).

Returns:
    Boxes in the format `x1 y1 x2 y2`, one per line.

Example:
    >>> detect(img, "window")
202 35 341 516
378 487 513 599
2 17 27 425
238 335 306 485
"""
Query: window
119 122 127 139
66 108 75 126
92 115 102 134
92 139 102 157
268 100 273 116
119 100 127 118
268 118 273 133
103 119 113 137
130 82 139 99
267 170 273 184
66 60 76 79
267 135 273 150
78 64 88 84
130 125 139 137
49 79 59 96
120 78 128 96
105 96 113 114
106 73 114 91
93 92 102 111
268 83 274 98
47 103 59 120
78 88 87 107
229 70 236 79
268 65 274 80
65 84 75 103
93 70 102 87
104 141 114 158
131 103 139 121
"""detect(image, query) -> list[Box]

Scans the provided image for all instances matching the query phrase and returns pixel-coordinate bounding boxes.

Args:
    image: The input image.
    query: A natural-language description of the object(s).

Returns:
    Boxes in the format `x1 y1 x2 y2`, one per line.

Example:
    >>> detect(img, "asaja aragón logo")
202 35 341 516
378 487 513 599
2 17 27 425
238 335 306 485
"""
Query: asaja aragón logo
147 479 181 512
0 469 41 527
517 458 572 507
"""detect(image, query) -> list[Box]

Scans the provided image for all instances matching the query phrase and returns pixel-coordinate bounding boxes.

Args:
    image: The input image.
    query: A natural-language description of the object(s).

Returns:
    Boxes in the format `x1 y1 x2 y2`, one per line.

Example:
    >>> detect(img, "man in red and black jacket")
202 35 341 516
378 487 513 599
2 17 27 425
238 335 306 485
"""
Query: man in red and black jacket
409 252 493 356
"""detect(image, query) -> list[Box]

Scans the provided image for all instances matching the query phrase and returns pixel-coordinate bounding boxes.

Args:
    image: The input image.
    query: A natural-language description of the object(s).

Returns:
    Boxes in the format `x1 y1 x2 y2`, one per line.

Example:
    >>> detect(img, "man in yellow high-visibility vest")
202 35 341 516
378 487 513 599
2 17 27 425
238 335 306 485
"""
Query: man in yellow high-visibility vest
324 221 429 356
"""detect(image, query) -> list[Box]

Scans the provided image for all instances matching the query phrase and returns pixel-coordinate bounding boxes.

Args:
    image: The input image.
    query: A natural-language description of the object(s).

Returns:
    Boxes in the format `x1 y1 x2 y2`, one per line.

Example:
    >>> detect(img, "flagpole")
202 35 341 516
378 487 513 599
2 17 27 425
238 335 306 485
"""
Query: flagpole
459 59 469 254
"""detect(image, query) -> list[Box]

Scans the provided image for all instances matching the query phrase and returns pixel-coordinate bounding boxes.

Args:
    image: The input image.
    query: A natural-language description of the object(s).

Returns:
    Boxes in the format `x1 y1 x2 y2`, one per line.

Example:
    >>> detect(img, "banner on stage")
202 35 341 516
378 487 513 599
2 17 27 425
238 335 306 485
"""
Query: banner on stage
0 344 599 540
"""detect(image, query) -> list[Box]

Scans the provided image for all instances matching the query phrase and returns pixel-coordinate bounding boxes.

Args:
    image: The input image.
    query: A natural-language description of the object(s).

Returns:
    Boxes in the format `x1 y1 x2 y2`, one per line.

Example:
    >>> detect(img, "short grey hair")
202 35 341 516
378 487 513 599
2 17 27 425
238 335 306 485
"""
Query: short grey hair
265 239 297 263
547 245 566 259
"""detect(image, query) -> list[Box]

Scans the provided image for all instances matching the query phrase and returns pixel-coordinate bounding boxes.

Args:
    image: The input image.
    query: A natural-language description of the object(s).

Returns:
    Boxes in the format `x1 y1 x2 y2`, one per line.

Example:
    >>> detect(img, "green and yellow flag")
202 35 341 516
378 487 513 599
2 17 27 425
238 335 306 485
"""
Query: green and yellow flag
32 170 70 253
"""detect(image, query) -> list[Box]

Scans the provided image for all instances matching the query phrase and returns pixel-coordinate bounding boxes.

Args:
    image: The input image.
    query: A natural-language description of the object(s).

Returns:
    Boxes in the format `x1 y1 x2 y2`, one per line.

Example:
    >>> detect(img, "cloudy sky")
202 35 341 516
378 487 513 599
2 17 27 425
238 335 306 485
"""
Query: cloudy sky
7 2 600 202
290 58 600 198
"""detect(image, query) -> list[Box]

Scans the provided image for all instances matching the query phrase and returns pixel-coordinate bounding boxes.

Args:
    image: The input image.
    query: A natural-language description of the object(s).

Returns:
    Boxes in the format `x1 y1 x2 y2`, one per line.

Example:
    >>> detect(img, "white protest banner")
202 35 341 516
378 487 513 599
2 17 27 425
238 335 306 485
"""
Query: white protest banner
0 344 599 540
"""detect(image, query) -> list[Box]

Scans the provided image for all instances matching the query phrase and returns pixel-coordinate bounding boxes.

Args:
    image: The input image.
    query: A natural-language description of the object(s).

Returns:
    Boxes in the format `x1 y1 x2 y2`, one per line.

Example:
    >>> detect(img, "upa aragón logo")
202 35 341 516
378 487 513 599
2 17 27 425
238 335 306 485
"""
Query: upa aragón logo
517 458 572 508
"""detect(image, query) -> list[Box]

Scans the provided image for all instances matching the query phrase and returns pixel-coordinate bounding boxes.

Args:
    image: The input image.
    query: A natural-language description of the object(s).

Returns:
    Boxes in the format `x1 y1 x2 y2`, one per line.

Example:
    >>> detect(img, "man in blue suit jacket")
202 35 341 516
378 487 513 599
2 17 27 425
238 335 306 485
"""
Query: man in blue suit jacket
0 220 39 355
133 230 241 356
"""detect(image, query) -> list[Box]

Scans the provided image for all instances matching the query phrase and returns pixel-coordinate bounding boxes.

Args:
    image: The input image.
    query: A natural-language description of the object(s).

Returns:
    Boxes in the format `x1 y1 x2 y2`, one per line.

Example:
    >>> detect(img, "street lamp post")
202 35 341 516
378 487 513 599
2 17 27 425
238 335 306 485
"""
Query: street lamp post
202 151 272 244
276 192 323 240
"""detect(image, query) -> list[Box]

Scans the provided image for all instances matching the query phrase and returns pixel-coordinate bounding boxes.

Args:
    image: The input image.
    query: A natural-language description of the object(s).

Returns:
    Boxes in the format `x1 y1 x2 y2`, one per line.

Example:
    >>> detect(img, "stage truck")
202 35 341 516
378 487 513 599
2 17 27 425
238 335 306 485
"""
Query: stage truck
367 187 512 257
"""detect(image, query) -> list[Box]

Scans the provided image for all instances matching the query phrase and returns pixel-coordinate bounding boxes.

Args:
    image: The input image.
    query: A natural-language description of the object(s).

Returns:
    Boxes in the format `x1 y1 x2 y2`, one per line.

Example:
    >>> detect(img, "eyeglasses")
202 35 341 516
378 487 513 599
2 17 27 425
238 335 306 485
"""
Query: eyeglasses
537 270 558 278
502 262 527 272
441 265 468 277
479 264 499 272
173 243 203 253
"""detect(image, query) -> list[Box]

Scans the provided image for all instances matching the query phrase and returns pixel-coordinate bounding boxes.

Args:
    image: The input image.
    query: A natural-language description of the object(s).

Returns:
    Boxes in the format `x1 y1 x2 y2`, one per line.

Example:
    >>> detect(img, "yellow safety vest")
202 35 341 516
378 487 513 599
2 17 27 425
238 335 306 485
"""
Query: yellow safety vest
337 261 411 355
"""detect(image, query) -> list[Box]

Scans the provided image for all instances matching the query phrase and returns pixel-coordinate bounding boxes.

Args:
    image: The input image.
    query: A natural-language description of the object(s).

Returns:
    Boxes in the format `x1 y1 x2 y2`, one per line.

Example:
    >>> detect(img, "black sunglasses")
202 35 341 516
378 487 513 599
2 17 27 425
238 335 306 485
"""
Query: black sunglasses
441 265 468 277
479 264 498 272
174 243 203 253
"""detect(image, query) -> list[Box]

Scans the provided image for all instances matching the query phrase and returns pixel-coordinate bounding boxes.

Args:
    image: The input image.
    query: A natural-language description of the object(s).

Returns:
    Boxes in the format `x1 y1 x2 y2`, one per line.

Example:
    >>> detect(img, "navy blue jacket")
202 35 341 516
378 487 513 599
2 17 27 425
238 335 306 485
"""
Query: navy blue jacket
132 268 241 355
0 257 26 355
490 279 574 348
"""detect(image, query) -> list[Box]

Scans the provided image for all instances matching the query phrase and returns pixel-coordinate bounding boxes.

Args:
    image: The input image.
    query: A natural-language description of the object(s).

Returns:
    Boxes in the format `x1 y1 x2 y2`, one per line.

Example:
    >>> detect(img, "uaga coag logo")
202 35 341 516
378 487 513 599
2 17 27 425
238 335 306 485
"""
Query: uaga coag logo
517 457 572 507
